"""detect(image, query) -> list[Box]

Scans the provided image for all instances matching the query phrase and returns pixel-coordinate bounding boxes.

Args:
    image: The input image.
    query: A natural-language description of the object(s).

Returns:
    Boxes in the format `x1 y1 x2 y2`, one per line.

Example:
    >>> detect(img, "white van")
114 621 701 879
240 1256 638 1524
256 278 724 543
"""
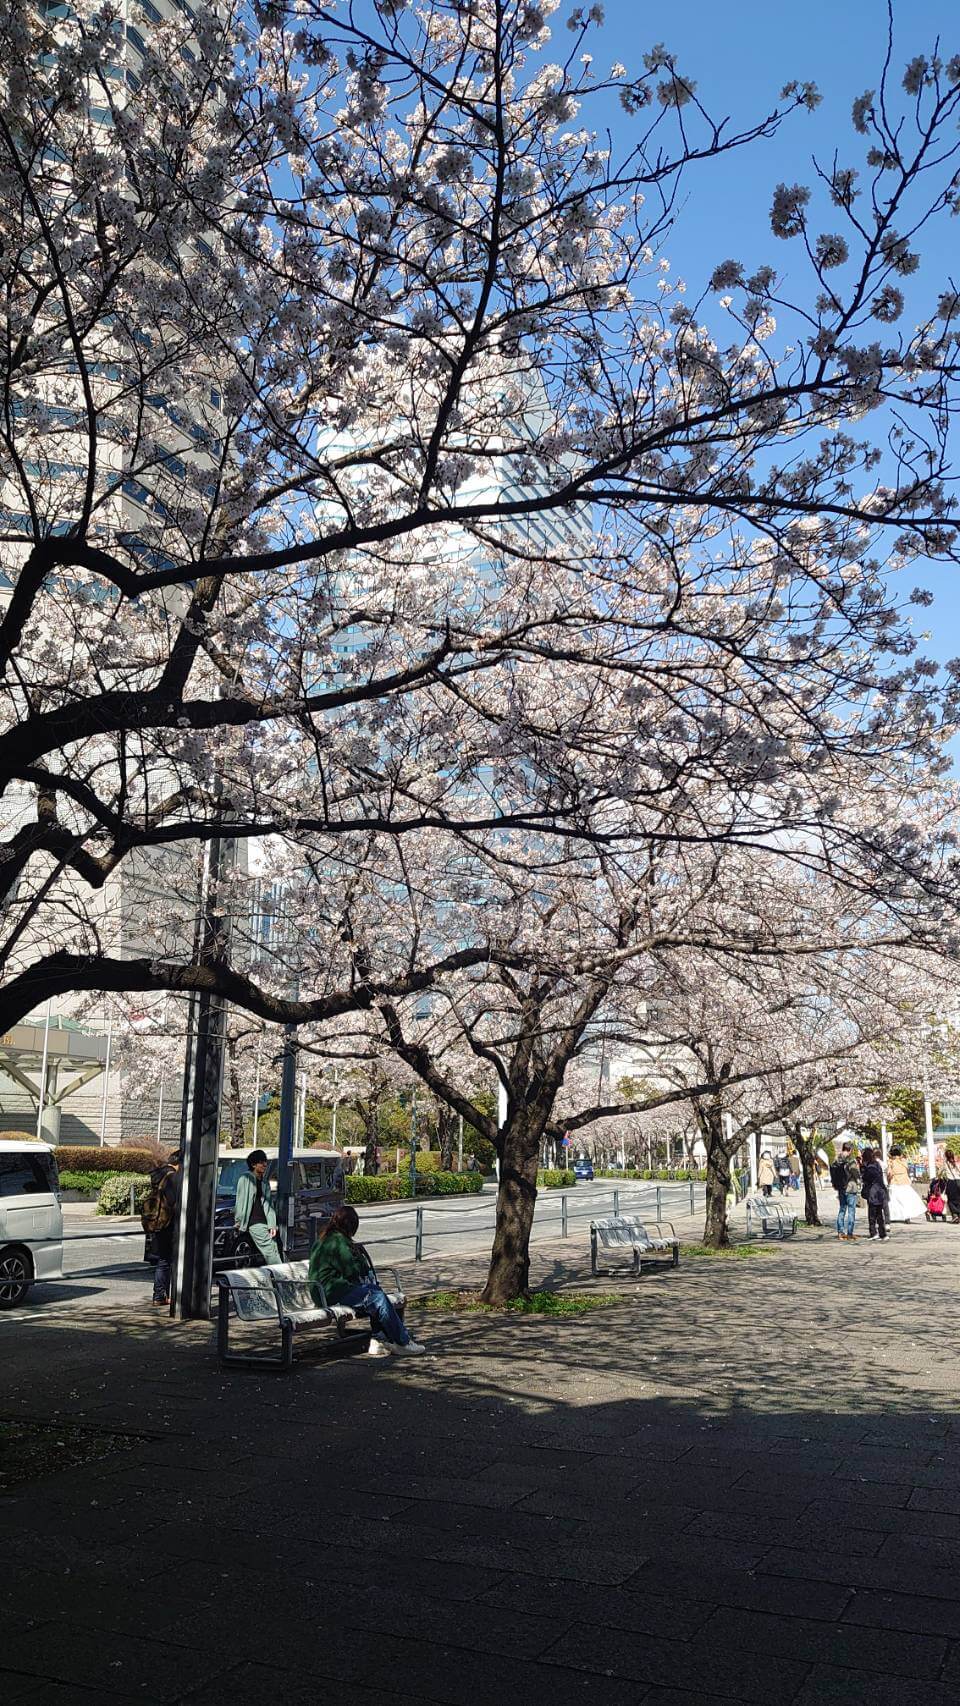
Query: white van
0 1139 64 1308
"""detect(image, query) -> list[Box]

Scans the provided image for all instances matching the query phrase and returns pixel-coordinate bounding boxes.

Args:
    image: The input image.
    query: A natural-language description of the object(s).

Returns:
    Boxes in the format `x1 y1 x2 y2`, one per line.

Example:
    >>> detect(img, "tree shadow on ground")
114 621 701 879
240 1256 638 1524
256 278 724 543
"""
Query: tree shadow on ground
2 1232 960 1705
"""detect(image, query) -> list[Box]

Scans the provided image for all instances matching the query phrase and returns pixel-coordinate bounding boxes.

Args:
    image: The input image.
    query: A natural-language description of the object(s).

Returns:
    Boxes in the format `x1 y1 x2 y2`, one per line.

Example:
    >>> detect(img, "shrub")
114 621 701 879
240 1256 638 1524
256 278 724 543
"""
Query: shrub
56 1145 158 1175
57 1170 109 1193
96 1174 152 1215
0 1129 44 1143
537 1168 575 1188
346 1170 484 1204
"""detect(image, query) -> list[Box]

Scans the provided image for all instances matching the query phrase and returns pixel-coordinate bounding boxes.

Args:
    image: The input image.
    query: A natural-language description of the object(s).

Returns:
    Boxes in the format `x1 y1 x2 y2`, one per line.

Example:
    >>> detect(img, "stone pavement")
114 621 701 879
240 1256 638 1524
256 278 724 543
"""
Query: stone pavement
2 1209 960 1706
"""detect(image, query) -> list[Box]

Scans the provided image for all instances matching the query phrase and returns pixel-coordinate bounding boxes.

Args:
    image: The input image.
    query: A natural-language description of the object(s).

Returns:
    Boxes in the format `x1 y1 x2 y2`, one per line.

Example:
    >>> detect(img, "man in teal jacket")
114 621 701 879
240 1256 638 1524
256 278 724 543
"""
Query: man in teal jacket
234 1149 280 1265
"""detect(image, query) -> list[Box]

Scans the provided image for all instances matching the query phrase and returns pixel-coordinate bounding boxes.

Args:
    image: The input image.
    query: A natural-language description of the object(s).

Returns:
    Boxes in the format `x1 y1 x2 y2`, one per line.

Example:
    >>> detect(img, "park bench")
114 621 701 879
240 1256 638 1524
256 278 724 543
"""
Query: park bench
215 1251 405 1372
745 1194 798 1240
590 1216 680 1277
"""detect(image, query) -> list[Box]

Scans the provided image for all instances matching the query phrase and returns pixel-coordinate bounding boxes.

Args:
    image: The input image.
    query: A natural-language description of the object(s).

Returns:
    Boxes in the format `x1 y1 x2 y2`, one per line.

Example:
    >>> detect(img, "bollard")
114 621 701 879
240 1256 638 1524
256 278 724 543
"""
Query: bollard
689 1179 695 1216
613 1188 620 1216
415 1205 423 1261
656 1184 662 1221
561 1193 568 1238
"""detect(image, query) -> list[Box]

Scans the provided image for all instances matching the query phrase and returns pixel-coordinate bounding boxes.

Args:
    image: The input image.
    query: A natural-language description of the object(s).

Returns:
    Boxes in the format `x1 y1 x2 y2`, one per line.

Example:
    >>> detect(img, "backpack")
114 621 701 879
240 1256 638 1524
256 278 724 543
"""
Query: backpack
829 1159 847 1195
141 1172 173 1235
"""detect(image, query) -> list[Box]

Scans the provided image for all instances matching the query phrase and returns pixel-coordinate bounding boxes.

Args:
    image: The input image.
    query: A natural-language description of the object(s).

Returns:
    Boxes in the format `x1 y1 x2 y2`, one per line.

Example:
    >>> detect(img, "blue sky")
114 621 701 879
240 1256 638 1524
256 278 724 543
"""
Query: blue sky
582 0 960 683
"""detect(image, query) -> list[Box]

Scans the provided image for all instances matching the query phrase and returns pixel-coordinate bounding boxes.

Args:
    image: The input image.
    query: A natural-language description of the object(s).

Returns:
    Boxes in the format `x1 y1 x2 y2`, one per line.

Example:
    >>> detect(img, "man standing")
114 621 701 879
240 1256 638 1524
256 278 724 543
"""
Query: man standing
143 1148 182 1307
234 1148 281 1265
834 1142 862 1241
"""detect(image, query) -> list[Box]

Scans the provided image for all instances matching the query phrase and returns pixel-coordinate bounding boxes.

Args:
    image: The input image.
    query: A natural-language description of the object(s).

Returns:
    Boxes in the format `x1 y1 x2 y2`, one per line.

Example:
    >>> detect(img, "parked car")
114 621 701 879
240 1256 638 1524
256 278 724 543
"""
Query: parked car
0 1139 63 1308
213 1148 345 1268
573 1157 595 1181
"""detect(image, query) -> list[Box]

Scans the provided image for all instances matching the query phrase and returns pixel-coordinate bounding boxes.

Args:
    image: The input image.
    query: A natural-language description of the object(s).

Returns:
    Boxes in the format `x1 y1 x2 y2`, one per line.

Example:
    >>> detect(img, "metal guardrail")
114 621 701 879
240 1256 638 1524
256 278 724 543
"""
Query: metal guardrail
354 1182 704 1263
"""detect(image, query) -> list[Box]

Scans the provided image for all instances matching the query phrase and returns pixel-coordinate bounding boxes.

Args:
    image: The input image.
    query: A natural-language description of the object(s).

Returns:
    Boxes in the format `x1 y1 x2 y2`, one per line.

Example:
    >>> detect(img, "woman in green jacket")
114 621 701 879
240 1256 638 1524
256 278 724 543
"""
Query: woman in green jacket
308 1205 424 1357
234 1149 280 1266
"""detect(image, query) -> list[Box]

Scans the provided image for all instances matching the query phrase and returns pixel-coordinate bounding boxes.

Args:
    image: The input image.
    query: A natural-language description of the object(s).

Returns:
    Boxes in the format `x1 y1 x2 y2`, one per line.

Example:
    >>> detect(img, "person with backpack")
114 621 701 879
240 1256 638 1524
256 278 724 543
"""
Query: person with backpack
860 1146 889 1241
142 1148 182 1307
832 1142 861 1240
234 1148 281 1265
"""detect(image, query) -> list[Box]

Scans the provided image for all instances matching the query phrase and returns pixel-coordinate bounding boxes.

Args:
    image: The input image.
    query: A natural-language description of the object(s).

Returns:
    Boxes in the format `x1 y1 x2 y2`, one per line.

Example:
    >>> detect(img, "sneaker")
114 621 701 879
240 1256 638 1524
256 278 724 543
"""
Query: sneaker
394 1339 426 1356
367 1336 392 1357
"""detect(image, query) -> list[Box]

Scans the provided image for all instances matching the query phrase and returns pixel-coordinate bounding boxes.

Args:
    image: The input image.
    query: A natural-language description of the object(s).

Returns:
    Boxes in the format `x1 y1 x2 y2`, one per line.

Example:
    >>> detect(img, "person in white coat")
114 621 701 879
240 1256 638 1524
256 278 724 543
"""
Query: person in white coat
885 1146 927 1224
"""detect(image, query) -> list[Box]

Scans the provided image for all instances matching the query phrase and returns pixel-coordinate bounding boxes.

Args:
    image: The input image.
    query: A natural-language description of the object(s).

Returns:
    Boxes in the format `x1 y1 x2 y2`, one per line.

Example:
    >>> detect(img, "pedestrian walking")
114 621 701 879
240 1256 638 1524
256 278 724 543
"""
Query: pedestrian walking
941 1150 960 1224
886 1146 927 1224
757 1153 776 1197
860 1147 888 1241
307 1205 425 1356
834 1142 861 1240
775 1153 792 1194
234 1148 281 1265
141 1147 182 1307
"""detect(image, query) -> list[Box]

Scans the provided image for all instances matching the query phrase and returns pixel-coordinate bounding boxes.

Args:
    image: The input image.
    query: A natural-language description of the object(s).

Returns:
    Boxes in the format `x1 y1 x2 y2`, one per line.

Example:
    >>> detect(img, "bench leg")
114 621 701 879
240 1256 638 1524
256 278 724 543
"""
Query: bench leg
282 1320 294 1371
672 1243 679 1267
633 1246 641 1276
591 1229 598 1277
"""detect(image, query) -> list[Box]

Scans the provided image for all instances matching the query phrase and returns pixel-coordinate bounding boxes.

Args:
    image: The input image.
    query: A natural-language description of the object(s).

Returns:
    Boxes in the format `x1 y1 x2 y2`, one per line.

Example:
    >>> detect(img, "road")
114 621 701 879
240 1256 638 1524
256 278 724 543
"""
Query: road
4 1178 707 1314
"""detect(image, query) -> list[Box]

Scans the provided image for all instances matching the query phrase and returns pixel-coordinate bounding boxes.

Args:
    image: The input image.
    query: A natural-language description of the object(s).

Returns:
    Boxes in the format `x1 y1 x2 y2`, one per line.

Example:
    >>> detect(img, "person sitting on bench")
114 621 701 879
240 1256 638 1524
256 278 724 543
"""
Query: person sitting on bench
308 1205 426 1358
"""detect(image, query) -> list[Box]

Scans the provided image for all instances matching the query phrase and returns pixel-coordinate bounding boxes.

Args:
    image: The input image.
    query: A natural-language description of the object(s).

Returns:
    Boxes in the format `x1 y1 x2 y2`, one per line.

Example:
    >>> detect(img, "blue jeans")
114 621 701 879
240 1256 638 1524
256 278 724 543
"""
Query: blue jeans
837 1190 858 1237
338 1278 409 1346
153 1256 171 1302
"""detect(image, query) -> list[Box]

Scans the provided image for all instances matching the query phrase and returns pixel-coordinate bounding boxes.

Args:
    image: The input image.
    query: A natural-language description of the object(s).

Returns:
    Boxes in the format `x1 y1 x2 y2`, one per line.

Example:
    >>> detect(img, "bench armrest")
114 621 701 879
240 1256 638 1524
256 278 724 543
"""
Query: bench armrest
650 1220 678 1240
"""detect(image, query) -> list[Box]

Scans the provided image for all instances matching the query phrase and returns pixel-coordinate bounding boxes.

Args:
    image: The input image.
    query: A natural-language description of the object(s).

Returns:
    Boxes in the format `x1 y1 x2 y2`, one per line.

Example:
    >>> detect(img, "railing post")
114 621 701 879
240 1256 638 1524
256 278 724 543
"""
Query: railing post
561 1193 568 1238
689 1179 695 1216
129 1182 136 1217
415 1205 423 1261
613 1188 620 1216
656 1185 662 1220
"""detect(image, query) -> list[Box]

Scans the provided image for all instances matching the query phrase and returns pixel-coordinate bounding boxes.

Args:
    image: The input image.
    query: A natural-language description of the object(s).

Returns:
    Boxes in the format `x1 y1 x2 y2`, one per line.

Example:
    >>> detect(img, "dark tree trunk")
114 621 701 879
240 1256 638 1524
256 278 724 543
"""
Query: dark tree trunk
703 1126 732 1247
437 1102 456 1172
480 1118 541 1305
795 1131 821 1226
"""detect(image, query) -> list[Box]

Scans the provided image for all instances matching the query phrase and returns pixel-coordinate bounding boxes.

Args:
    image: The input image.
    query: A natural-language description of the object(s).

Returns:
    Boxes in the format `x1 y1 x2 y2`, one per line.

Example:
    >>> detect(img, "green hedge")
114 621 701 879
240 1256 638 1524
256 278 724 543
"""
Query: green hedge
346 1171 484 1203
594 1167 707 1182
537 1169 575 1188
96 1174 152 1215
58 1170 109 1193
56 1146 157 1174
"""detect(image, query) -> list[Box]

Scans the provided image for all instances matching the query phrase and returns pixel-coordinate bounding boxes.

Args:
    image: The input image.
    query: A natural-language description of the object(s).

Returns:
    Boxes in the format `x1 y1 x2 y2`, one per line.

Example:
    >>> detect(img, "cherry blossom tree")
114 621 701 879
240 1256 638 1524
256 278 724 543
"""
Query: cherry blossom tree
3 0 960 1044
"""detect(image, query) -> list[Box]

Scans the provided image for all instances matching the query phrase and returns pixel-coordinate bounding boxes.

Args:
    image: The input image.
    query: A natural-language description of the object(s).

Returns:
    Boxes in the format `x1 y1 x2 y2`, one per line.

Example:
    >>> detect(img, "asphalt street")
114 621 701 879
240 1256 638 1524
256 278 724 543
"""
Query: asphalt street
7 1178 707 1314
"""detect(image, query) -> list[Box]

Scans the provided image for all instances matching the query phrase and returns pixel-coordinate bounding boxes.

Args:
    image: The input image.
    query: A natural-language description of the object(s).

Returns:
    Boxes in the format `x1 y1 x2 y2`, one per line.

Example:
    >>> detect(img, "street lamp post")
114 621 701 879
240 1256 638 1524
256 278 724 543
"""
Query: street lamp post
408 1087 419 1195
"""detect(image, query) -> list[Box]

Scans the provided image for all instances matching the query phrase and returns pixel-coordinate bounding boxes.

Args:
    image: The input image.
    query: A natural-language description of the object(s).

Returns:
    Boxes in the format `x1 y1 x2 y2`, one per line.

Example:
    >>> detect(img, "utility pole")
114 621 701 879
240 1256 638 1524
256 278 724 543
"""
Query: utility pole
172 824 235 1321
276 1023 298 1256
408 1086 419 1195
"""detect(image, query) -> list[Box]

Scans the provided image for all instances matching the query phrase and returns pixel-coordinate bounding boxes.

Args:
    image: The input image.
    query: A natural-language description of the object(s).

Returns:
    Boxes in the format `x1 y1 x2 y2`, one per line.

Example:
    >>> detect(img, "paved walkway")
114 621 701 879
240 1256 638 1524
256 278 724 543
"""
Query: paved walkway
2 1206 959 1705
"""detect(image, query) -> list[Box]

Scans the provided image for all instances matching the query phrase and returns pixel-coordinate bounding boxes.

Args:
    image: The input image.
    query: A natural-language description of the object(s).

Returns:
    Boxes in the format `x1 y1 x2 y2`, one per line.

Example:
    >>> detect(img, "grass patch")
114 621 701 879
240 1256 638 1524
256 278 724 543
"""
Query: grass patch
414 1287 621 1316
0 1419 145 1492
682 1241 778 1260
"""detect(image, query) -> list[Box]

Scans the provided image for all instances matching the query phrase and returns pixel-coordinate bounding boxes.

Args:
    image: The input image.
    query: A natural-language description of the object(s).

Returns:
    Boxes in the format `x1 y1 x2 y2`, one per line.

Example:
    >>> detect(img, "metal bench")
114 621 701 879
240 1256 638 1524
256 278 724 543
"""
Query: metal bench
215 1252 405 1371
590 1216 680 1277
745 1195 798 1239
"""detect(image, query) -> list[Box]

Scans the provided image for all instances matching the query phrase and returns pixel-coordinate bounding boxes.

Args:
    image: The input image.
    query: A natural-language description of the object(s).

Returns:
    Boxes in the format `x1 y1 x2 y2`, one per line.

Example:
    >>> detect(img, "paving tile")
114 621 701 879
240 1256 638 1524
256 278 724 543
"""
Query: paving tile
793 1668 960 1705
0 1622 229 1701
629 1561 850 1623
479 1573 714 1639
843 1589 960 1640
174 1661 426 1706
1 1680 148 1706
543 1624 808 1702
699 1606 946 1681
